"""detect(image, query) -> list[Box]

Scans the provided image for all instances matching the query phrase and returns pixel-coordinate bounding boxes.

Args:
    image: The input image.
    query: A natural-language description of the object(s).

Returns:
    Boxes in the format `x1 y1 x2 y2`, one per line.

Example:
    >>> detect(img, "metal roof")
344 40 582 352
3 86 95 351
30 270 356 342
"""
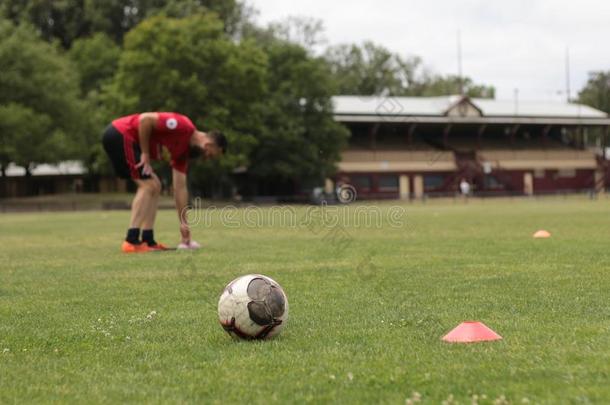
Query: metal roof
332 95 610 123
332 95 463 116
5 161 86 177
472 98 606 118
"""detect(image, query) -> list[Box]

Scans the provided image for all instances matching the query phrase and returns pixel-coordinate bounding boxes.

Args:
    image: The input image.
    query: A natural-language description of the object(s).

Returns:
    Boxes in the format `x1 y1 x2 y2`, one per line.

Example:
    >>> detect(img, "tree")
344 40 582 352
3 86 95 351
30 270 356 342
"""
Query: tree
265 16 327 53
0 0 246 48
0 103 58 174
0 103 17 176
107 14 267 195
110 13 347 196
417 75 495 98
65 32 123 177
158 0 247 35
237 32 348 191
0 0 91 48
578 71 610 114
0 19 82 174
69 32 121 95
325 41 423 96
324 41 494 98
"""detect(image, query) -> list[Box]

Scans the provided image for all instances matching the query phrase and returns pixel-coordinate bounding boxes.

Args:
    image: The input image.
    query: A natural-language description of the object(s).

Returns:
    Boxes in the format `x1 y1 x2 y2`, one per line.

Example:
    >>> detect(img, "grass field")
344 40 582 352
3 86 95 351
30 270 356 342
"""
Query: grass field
1 197 610 404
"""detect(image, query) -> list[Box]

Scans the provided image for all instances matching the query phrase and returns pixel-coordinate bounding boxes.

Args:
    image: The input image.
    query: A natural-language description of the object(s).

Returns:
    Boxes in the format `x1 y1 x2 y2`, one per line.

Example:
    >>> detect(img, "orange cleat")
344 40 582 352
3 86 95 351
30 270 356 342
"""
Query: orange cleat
147 242 169 251
121 241 150 253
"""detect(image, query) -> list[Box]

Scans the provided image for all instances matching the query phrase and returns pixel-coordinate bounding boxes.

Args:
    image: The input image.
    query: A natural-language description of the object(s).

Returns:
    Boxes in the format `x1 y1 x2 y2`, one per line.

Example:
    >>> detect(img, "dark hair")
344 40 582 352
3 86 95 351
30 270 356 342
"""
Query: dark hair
189 144 204 159
208 130 227 154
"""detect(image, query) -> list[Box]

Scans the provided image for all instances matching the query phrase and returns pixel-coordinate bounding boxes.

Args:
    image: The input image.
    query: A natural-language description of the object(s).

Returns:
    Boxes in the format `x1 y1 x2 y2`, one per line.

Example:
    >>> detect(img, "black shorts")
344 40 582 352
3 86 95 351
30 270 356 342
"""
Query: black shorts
102 124 151 180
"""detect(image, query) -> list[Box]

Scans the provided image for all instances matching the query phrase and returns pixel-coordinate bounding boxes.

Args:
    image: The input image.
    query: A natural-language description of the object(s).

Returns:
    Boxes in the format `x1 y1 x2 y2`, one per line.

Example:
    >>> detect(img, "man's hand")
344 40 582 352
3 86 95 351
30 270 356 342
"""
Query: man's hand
177 240 201 250
178 224 201 249
135 152 154 176
173 168 199 249
180 223 191 244
137 113 158 176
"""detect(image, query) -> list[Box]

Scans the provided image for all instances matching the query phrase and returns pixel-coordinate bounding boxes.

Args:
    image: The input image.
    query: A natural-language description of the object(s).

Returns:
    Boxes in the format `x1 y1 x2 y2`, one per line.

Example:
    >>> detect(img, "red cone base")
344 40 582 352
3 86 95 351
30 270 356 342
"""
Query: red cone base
533 230 551 239
442 321 502 343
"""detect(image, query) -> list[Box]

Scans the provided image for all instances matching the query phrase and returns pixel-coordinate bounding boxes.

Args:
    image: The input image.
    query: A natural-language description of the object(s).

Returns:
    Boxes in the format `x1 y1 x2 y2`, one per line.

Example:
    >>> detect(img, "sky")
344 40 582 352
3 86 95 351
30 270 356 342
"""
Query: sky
247 0 610 102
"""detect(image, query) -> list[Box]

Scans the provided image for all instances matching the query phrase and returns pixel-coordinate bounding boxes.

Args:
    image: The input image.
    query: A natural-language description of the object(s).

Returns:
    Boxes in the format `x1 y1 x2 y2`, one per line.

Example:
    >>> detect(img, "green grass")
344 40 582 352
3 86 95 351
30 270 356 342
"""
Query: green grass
0 192 175 211
1 197 610 404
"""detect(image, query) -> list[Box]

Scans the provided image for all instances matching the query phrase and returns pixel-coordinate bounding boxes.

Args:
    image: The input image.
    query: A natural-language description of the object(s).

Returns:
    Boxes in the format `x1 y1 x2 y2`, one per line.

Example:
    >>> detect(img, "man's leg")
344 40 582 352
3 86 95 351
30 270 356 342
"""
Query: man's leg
101 125 149 252
130 178 160 226
123 177 159 247
139 175 165 248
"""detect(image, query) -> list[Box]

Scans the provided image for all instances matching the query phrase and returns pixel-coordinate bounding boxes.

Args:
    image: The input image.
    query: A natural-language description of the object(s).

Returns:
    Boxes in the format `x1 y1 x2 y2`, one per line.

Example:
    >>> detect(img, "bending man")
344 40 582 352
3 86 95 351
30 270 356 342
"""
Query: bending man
102 112 226 252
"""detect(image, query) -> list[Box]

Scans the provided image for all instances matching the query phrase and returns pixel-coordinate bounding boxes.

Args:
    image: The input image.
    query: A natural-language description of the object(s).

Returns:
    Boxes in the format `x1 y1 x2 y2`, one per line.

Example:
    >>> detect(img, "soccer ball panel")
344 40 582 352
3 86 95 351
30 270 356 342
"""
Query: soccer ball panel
218 274 288 340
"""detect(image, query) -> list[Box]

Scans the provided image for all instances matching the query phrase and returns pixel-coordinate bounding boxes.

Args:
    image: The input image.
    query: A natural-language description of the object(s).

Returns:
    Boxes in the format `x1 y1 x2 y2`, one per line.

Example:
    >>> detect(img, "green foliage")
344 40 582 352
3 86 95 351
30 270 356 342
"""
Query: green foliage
69 33 121 95
110 14 347 194
265 16 327 52
0 0 244 47
107 14 266 193
418 75 496 98
250 41 349 182
578 71 610 114
158 0 245 34
65 33 123 175
0 103 69 173
0 104 22 170
0 0 91 48
0 18 82 171
325 41 423 96
325 41 494 98
112 14 264 152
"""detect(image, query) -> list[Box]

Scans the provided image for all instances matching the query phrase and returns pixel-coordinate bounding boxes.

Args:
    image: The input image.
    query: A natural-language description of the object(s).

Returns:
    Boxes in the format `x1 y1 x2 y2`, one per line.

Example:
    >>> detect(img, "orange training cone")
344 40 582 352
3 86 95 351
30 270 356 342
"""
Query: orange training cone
533 230 551 238
442 321 502 343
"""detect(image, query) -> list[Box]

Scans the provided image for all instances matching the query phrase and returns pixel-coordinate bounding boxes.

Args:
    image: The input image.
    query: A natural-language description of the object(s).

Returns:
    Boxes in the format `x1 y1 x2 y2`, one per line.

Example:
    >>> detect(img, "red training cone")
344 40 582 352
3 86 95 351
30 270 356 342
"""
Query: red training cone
442 321 502 343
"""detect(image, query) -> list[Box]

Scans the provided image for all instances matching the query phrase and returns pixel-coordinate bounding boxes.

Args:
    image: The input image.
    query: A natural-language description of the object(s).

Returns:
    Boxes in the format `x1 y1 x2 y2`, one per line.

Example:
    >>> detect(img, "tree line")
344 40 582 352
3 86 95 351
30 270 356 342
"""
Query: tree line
0 0 607 196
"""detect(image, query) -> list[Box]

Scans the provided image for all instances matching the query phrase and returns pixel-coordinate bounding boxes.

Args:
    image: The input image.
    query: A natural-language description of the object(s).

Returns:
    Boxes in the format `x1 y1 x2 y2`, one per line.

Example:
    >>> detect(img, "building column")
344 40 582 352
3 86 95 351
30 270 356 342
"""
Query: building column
413 175 424 199
523 172 533 196
324 178 334 194
399 175 410 200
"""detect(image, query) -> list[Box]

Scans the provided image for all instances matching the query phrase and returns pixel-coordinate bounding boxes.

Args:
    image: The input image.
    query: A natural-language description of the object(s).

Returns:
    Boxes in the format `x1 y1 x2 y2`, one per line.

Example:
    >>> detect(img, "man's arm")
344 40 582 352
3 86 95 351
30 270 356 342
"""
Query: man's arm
173 168 191 243
136 112 158 176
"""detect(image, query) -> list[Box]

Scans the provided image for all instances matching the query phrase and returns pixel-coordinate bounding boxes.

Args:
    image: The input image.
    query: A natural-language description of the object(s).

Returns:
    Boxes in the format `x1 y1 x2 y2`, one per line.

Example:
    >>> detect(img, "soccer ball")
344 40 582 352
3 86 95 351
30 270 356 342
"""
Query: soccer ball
218 274 289 339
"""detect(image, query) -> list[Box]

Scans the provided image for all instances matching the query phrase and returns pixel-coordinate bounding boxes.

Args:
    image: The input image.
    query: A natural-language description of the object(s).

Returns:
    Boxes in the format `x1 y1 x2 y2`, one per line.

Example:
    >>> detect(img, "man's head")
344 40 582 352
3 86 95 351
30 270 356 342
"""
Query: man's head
190 130 228 160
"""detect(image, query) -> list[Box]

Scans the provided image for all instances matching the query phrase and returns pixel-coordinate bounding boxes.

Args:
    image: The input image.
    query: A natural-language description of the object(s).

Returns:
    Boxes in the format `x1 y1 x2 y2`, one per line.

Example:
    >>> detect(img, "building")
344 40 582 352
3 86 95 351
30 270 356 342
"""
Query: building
3 96 610 201
331 95 610 199
0 161 127 198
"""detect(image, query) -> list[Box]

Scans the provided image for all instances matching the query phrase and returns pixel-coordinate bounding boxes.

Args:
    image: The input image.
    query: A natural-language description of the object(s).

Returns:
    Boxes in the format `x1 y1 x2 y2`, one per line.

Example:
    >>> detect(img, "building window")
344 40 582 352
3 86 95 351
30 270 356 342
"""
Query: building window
351 175 371 191
424 175 444 190
484 175 503 189
378 175 399 191
556 169 576 178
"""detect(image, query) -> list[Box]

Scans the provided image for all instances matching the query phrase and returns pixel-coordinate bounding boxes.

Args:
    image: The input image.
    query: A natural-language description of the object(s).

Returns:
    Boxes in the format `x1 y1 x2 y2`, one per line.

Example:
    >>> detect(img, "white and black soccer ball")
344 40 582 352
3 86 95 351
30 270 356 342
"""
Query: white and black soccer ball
218 274 288 340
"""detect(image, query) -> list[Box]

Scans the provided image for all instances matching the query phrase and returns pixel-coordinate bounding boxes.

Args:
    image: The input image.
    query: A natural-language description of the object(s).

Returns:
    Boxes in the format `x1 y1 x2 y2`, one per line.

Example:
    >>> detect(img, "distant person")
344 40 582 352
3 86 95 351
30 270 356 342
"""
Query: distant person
102 112 227 252
459 178 471 197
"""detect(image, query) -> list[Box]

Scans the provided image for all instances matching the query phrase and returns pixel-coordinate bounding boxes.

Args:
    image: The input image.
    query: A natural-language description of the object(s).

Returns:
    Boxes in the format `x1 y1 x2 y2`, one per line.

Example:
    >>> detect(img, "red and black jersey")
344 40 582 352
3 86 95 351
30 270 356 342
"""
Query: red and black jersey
112 113 196 173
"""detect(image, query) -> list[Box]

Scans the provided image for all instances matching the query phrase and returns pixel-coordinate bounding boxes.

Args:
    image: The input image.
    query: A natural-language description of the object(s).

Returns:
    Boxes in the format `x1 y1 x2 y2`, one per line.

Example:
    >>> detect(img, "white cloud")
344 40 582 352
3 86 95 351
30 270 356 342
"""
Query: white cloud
248 0 610 102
